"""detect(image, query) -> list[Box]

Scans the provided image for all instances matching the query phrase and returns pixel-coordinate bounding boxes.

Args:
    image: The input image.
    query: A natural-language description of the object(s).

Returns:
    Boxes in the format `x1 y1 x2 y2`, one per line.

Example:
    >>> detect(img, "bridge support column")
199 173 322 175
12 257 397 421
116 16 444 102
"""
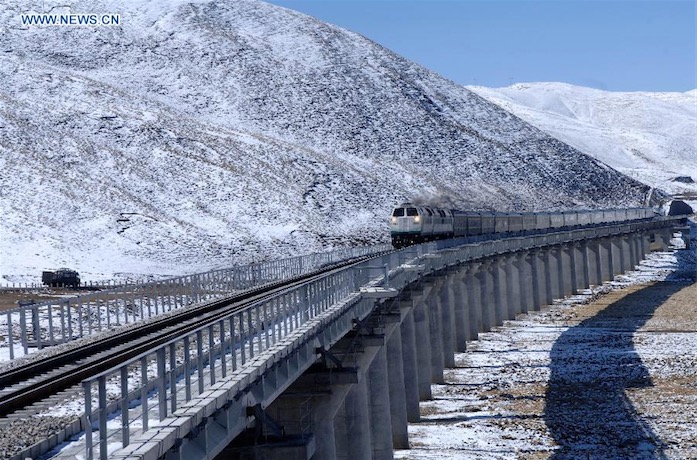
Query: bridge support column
465 262 482 340
513 251 532 314
599 238 613 283
626 234 637 271
528 249 541 310
452 268 470 351
575 241 590 292
478 259 495 332
660 229 673 250
425 277 445 384
540 248 559 305
368 347 394 460
515 251 533 314
631 233 642 267
587 239 602 287
610 237 622 276
438 273 457 367
335 377 371 460
386 325 409 448
642 232 652 257
504 253 520 318
412 291 433 400
398 302 420 422
560 244 574 297
634 233 648 265
546 247 561 302
492 256 507 326
617 235 628 273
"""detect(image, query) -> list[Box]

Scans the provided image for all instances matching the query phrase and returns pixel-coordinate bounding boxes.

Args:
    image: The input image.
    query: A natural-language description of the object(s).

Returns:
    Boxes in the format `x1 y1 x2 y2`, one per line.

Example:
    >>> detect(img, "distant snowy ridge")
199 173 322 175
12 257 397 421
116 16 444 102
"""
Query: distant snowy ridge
0 0 654 282
467 82 697 199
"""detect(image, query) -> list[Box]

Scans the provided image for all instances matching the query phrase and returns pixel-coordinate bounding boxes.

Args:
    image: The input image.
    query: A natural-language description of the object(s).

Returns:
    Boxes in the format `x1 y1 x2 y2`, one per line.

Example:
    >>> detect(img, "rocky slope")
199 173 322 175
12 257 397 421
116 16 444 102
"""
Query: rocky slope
0 0 653 282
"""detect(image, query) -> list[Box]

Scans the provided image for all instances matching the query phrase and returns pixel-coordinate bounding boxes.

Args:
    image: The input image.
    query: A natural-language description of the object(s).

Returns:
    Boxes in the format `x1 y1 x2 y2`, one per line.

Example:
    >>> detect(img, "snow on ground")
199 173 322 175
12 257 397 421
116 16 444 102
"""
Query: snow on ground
396 222 697 459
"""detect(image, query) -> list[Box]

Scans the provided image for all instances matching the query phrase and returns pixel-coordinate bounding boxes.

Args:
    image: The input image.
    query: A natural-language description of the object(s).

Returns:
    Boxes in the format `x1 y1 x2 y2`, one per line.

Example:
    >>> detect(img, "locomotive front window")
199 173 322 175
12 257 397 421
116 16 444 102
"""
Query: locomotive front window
406 208 418 216
393 208 405 217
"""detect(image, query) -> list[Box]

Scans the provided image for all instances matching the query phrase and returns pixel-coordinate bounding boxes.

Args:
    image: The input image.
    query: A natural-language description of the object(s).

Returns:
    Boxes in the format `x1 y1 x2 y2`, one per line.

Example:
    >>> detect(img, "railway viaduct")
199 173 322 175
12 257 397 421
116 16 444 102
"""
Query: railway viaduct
35 216 685 460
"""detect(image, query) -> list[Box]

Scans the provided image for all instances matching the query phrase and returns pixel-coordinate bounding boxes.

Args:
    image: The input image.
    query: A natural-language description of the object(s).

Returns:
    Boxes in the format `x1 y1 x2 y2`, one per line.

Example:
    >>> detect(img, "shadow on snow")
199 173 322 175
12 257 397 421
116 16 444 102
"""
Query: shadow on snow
544 227 696 459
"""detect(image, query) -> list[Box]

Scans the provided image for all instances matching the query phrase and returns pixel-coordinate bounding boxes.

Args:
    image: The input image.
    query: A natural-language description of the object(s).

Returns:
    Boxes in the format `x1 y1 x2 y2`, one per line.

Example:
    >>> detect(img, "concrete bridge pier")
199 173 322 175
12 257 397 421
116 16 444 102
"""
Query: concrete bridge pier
630 232 642 268
547 246 564 305
587 239 602 287
335 376 371 460
514 251 533 315
398 301 420 422
635 231 648 265
411 289 433 400
451 268 471 351
559 244 574 298
423 277 445 384
642 231 653 256
465 262 483 341
610 237 623 276
386 325 409 447
572 241 590 293
478 259 495 332
529 249 545 310
654 228 673 251
599 238 614 283
542 248 559 305
438 272 457 367
617 235 629 273
367 347 394 460
625 234 637 271
491 255 507 327
504 252 521 318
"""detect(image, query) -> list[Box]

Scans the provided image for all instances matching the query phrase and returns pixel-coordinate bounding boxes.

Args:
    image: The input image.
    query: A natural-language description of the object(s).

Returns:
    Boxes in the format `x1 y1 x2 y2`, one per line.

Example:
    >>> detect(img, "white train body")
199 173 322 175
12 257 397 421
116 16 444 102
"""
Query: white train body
389 203 656 248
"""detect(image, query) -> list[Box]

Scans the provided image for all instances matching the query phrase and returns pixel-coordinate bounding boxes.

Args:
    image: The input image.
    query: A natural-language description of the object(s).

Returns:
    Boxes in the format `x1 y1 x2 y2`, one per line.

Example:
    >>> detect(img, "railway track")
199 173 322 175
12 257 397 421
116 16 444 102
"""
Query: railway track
0 253 383 422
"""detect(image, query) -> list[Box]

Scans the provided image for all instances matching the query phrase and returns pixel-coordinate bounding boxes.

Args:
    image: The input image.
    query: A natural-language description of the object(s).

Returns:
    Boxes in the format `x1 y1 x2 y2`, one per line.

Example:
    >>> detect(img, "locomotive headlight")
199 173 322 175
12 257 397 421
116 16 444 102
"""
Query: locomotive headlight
390 217 397 224
414 216 421 223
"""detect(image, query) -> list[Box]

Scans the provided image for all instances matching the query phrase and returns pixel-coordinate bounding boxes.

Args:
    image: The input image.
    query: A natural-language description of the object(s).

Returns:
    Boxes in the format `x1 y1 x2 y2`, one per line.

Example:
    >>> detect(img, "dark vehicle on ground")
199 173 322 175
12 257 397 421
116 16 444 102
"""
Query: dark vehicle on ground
42 268 81 288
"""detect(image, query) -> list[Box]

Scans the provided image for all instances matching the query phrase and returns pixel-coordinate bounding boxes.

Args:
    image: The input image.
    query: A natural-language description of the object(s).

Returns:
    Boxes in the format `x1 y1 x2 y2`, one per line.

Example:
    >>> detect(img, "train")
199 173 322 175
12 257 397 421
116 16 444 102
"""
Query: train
389 203 657 248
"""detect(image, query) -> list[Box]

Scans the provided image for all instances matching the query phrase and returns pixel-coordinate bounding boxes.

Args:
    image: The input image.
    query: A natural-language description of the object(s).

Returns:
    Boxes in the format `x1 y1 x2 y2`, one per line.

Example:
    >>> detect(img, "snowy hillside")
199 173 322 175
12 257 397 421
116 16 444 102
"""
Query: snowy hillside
468 83 697 201
0 0 654 282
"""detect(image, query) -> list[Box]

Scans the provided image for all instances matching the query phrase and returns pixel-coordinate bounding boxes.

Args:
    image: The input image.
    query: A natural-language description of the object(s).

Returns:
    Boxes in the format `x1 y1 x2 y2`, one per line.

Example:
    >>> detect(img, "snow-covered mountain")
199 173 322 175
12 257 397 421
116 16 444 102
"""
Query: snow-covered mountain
0 0 654 282
467 83 697 200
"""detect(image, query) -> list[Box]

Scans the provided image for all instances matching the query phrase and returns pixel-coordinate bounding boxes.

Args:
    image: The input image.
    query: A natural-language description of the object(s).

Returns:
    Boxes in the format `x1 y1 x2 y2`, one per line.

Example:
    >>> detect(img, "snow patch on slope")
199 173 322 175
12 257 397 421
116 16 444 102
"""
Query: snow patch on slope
468 82 697 201
1 2 653 283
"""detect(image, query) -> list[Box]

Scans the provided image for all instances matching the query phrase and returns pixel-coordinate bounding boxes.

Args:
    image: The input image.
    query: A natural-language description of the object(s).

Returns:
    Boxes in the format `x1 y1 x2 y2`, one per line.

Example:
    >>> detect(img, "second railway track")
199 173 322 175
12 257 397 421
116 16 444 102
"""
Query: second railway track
0 253 384 420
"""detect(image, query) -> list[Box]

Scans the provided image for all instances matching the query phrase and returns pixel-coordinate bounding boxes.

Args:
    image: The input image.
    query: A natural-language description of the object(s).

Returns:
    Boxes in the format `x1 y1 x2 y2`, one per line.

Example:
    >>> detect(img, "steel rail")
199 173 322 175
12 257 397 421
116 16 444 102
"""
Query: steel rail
0 254 385 418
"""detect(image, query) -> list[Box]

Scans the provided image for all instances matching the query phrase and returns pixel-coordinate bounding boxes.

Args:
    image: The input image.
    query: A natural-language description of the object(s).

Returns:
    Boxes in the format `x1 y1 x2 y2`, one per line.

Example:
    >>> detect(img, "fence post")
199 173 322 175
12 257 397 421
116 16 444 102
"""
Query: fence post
84 381 93 460
7 311 14 360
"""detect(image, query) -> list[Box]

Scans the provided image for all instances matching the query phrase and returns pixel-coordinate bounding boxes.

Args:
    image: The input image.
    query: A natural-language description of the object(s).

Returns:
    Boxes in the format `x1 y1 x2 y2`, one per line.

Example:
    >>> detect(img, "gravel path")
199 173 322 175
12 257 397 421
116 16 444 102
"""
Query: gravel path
396 244 697 459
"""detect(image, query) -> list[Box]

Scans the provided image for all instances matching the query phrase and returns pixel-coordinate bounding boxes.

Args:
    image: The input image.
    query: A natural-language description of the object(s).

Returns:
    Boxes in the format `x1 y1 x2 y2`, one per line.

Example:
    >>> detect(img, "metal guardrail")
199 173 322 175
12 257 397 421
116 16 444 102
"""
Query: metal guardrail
77 216 685 460
80 248 411 460
2 245 391 360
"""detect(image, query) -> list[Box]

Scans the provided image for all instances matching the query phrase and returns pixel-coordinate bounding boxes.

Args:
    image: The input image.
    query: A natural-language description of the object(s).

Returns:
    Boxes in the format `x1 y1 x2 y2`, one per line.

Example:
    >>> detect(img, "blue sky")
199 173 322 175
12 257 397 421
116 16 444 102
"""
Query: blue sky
267 0 696 92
